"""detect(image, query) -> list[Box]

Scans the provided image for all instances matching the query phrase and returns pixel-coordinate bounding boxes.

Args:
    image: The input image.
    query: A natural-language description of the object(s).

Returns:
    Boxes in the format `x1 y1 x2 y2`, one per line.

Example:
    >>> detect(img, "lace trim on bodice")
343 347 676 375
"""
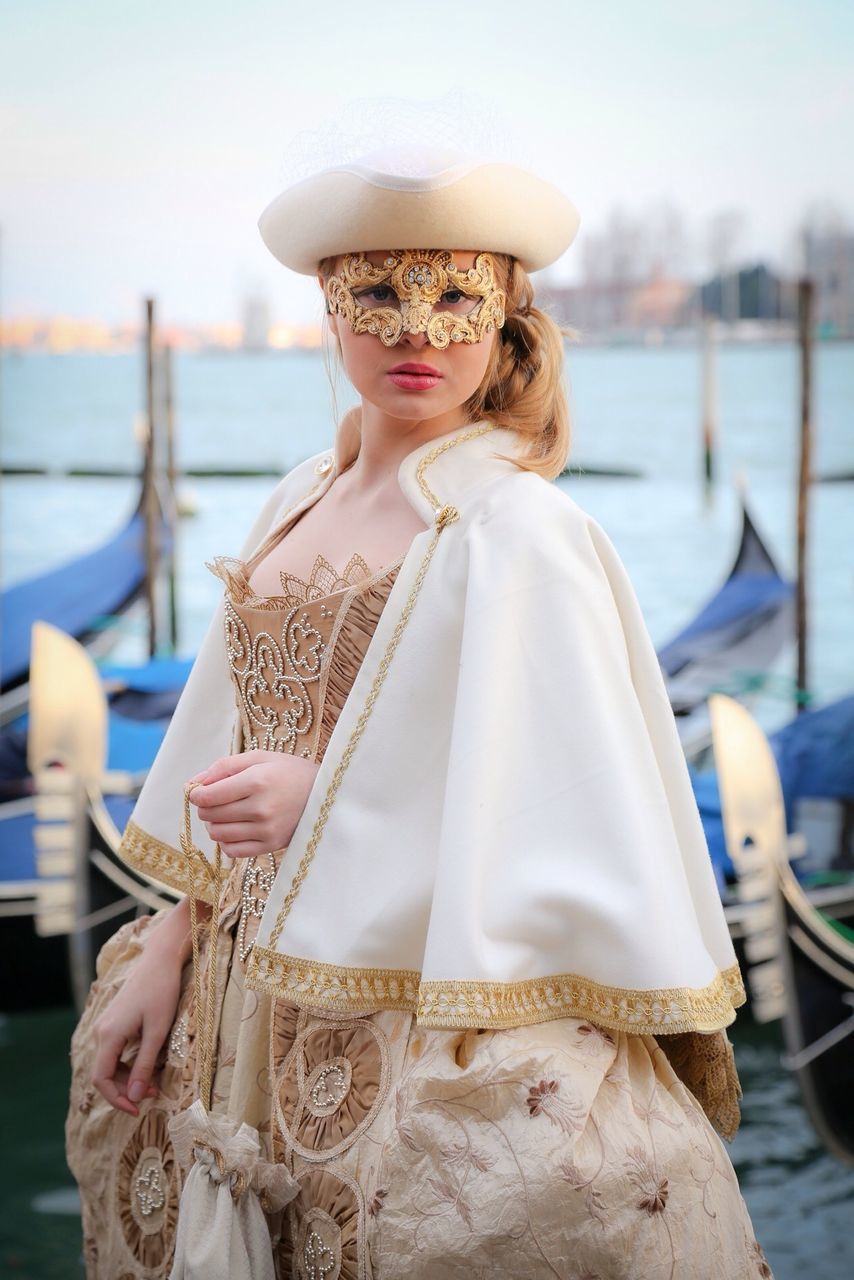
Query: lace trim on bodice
206 551 378 610
280 552 376 604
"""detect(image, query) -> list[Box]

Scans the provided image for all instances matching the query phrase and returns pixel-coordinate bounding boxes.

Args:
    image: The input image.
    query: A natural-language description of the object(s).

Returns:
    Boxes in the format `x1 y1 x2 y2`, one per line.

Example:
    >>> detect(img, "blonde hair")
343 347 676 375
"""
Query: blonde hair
317 253 573 481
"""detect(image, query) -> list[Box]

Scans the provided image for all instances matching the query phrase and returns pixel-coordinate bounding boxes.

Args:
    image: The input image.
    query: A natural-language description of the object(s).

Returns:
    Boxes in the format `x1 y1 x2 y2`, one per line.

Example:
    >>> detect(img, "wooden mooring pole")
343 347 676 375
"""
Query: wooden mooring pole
163 343 179 652
795 278 814 714
143 298 158 659
701 315 718 494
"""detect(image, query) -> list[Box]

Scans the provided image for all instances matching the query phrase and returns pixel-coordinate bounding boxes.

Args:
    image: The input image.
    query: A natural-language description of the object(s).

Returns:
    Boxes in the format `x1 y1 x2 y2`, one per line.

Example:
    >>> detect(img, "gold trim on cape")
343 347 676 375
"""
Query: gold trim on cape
260 425 495 958
247 945 746 1036
118 818 218 905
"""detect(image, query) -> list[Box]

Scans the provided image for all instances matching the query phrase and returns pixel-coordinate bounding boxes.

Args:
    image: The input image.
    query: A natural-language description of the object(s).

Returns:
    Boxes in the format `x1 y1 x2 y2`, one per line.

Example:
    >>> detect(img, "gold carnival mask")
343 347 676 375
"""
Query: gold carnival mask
325 249 506 349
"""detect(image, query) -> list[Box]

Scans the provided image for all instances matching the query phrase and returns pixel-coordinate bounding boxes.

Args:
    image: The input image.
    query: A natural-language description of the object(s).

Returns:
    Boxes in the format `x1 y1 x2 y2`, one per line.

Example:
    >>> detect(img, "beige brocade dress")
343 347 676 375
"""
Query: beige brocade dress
67 543 773 1280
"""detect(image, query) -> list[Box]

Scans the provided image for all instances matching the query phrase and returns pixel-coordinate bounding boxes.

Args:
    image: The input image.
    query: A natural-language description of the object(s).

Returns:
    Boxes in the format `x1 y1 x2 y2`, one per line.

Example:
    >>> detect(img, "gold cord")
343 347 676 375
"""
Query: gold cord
178 459 332 1075
193 424 495 1058
181 782 224 1112
413 422 495 510
264 501 461 952
260 421 496 957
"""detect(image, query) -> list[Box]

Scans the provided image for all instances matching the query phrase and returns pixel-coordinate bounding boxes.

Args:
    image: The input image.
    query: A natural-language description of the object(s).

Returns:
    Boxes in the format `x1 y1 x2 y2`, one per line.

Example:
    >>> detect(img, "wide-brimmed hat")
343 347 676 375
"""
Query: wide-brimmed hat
258 146 580 276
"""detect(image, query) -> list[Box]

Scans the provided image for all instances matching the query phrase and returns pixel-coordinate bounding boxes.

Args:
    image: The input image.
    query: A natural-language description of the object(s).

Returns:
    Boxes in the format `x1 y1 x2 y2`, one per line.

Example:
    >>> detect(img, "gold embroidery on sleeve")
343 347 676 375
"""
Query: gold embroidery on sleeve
118 818 217 904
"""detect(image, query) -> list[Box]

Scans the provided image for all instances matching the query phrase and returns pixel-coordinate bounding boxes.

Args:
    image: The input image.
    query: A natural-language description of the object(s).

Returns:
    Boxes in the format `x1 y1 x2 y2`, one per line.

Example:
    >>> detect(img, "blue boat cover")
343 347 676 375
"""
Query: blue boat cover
1 512 150 690
658 573 793 658
98 657 194 692
656 504 794 689
771 695 854 830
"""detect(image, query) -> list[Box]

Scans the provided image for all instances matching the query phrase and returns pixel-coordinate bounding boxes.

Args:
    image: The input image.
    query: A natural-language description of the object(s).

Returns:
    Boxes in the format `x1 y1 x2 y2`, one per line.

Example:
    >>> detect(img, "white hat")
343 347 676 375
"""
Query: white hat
258 145 580 277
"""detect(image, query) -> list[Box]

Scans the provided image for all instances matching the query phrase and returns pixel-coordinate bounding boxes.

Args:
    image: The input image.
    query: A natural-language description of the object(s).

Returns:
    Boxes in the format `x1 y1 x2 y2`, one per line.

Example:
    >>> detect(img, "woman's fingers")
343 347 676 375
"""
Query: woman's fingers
204 821 265 843
93 1063 158 1115
206 752 265 781
189 769 258 812
127 1019 170 1103
188 751 264 802
92 1033 139 1116
188 752 316 857
194 800 258 825
219 841 276 859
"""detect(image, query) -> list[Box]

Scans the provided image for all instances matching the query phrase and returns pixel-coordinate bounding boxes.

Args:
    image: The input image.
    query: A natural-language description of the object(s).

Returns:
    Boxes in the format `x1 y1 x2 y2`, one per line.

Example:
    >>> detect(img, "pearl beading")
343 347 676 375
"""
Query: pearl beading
135 1160 165 1217
238 854 277 962
309 1062 348 1112
168 1014 189 1061
303 1229 335 1279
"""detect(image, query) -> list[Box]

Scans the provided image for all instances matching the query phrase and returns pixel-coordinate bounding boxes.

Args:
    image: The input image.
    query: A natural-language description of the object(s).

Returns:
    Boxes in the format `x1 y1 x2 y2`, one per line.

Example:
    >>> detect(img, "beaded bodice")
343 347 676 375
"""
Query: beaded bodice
206 548 403 962
206 550 403 763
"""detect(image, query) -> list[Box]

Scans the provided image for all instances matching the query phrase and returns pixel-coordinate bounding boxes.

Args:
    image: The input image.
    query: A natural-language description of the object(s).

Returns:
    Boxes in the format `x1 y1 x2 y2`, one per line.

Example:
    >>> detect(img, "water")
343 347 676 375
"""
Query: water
1 343 853 1275
0 1009 85 1279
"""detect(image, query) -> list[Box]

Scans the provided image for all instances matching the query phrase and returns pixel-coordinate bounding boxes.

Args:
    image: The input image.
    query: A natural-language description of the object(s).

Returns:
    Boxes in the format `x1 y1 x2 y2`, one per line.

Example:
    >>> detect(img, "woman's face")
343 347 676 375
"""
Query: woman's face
320 249 497 422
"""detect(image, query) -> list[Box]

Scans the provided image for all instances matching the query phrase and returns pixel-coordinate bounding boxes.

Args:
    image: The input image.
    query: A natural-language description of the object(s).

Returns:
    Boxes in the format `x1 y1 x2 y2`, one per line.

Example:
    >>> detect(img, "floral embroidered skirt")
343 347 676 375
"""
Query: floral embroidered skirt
67 910 773 1280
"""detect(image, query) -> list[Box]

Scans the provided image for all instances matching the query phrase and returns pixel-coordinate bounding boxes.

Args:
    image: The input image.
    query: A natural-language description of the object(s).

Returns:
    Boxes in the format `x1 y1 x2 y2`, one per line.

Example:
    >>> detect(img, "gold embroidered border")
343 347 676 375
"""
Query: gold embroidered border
247 945 746 1036
249 946 421 1012
416 964 746 1034
118 818 217 905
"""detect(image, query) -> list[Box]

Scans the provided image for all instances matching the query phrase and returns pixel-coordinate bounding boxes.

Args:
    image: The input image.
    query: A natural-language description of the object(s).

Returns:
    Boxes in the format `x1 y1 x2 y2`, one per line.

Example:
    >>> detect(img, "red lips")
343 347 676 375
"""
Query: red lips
387 362 442 377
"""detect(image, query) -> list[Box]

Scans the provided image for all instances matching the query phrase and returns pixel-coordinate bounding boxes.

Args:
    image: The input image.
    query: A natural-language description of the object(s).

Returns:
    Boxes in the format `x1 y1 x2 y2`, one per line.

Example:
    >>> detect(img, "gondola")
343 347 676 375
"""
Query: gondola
658 498 794 752
710 693 854 1164
0 625 181 1011
0 448 173 748
692 693 854 966
0 322 180 737
0 504 152 694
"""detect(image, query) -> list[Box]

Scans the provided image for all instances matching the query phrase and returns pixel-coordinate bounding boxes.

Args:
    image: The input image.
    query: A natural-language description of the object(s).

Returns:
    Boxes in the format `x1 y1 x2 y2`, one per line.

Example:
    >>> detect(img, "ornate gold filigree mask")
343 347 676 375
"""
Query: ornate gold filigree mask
325 249 506 348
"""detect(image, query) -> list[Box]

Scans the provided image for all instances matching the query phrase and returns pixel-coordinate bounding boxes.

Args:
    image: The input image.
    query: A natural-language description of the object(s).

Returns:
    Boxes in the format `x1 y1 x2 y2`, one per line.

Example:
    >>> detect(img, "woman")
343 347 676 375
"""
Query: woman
67 149 772 1279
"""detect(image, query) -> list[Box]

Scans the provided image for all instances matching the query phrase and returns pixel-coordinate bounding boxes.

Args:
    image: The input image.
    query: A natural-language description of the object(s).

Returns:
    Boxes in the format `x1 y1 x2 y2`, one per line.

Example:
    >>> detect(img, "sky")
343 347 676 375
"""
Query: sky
2 0 852 328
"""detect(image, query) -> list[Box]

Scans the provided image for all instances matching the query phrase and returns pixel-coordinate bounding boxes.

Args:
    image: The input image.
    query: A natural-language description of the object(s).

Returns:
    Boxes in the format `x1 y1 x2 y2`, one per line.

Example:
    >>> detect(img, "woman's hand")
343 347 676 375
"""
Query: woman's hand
188 749 320 859
91 897 202 1115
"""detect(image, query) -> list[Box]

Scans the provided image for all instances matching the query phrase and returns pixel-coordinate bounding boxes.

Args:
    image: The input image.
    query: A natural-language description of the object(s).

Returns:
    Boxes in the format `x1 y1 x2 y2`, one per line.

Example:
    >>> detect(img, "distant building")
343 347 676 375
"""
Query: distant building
627 274 694 329
538 273 696 340
803 225 854 338
241 295 271 351
538 263 804 342
699 264 795 324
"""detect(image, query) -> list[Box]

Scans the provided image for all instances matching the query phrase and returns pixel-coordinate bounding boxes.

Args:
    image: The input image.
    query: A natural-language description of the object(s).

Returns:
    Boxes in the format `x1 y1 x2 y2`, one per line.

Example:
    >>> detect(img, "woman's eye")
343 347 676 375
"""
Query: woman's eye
354 284 479 312
356 285 396 306
439 289 480 313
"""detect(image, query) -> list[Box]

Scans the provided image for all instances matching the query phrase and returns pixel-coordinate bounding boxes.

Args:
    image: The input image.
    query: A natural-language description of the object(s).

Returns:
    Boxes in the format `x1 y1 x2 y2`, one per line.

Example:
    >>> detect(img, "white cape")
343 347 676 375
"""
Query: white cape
118 417 744 1035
